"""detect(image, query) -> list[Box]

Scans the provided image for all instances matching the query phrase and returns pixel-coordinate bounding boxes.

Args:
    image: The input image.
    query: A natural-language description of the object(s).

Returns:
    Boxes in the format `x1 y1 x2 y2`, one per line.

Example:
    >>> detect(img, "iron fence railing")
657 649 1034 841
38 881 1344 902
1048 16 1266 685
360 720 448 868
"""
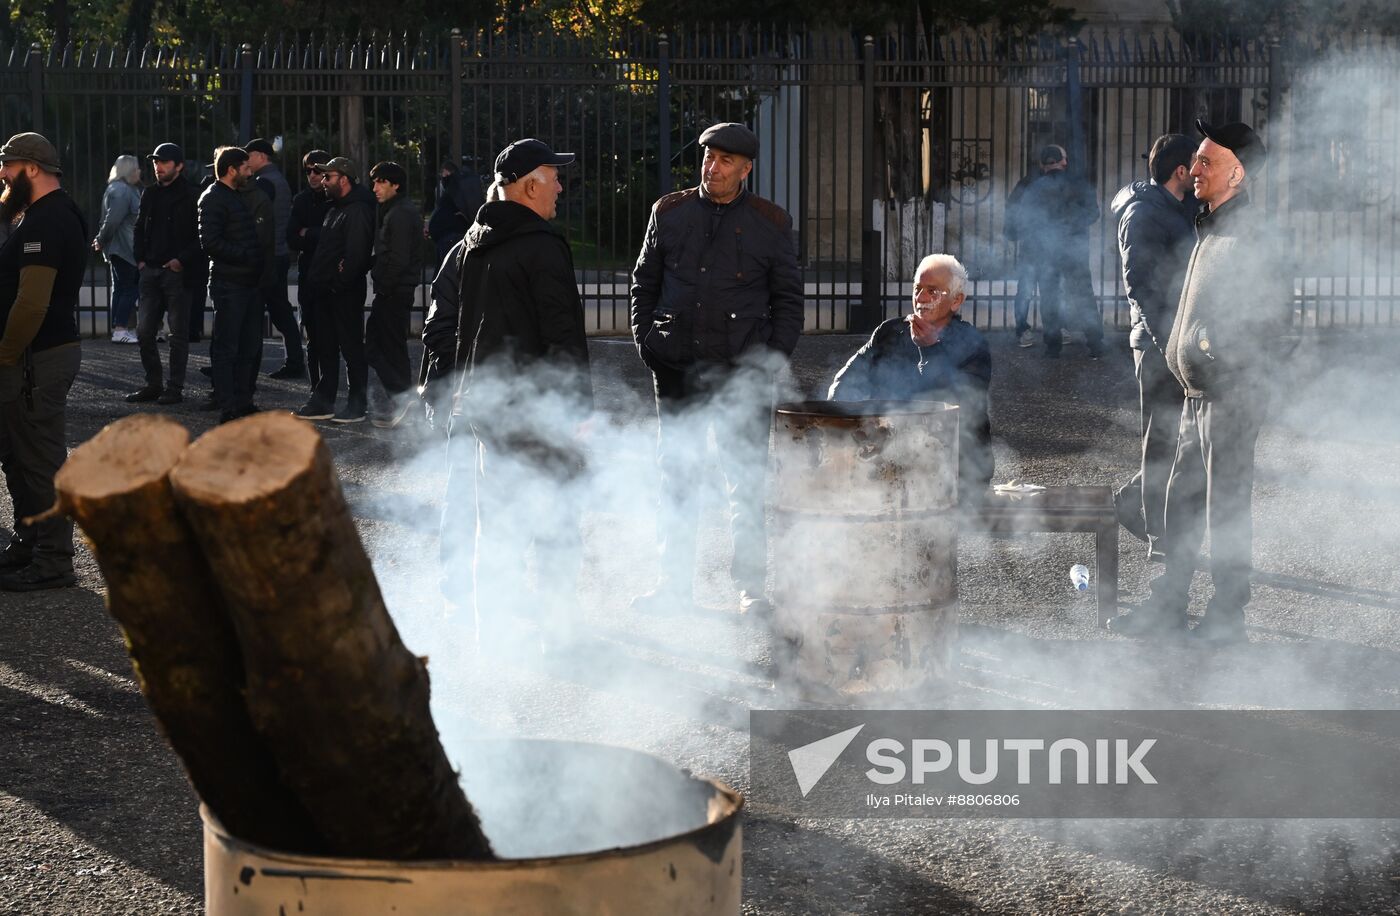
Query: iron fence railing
1 26 1397 336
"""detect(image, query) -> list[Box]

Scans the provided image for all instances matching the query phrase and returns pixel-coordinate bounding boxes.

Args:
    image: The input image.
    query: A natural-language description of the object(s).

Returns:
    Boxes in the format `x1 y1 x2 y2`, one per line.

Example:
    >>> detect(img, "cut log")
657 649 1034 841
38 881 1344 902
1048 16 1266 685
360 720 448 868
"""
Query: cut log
168 411 494 861
51 414 325 852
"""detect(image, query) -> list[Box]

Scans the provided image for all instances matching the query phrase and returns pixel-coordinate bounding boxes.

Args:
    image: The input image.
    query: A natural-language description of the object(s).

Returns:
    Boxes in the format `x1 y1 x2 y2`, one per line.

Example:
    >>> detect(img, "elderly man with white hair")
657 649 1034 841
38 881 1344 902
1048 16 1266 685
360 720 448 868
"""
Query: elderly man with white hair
828 252 994 507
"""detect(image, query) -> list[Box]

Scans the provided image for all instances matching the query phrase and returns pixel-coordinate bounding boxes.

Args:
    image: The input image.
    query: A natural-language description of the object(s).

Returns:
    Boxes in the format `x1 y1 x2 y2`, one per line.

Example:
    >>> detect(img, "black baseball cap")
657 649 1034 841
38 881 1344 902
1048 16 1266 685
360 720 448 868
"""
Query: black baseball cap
493 139 574 184
301 149 331 171
149 142 184 163
1196 119 1266 173
245 137 276 157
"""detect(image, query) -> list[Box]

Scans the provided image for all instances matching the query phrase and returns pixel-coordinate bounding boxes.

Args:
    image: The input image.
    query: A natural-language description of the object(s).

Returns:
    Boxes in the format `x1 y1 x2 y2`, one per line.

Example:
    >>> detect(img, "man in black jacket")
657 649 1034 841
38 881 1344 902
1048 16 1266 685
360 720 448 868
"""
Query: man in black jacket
443 138 591 643
198 146 273 424
629 122 804 616
427 160 484 271
126 141 201 405
295 156 375 423
246 138 305 380
287 149 331 389
367 161 423 428
1109 121 1294 645
829 253 993 506
1108 133 1197 557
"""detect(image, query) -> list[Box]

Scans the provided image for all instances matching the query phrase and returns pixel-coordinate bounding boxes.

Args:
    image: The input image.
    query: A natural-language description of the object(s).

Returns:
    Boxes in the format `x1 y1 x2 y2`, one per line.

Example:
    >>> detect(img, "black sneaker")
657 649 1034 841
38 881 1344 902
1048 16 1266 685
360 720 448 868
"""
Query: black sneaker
0 543 33 572
294 400 336 421
370 399 415 429
198 396 221 412
156 390 184 405
332 403 367 424
1191 606 1248 645
0 565 77 591
268 364 306 380
125 385 163 403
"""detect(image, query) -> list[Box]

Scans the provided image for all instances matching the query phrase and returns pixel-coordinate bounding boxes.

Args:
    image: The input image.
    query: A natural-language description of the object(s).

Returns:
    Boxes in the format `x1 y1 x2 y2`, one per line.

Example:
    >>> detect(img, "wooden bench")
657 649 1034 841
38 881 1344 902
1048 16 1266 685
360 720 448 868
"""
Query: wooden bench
964 485 1119 627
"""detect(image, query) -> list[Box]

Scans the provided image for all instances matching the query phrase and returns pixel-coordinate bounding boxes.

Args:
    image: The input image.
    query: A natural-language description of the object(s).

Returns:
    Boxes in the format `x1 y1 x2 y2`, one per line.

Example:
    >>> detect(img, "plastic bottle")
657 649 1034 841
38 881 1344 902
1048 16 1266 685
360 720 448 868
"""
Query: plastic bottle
1069 564 1090 591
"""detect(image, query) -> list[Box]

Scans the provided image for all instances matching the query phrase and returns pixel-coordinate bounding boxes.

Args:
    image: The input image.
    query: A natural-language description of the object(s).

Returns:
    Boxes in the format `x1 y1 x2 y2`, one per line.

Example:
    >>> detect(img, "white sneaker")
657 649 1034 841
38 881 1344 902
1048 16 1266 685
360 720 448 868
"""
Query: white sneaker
1017 329 1035 348
112 329 137 344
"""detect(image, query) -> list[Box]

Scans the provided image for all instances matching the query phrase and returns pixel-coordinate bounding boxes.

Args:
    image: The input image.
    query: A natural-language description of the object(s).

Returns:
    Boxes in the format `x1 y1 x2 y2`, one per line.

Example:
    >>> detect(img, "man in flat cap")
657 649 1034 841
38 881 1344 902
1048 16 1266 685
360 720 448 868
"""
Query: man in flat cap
0 132 86 590
127 141 201 405
629 122 804 616
438 138 592 646
1110 120 1294 645
246 137 306 381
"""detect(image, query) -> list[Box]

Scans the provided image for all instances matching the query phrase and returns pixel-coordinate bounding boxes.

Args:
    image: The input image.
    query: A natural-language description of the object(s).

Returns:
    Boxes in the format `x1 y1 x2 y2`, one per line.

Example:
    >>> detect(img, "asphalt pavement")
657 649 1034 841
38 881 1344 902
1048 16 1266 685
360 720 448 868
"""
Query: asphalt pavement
2 326 1399 915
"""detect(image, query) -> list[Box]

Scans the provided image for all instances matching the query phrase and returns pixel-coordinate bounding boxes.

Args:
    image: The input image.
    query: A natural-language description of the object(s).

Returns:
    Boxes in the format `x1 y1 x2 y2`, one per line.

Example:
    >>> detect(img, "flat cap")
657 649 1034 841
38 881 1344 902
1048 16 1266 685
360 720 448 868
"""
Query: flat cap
0 132 62 175
699 122 758 159
1196 119 1266 173
494 138 574 184
244 137 276 157
314 156 357 177
149 142 184 162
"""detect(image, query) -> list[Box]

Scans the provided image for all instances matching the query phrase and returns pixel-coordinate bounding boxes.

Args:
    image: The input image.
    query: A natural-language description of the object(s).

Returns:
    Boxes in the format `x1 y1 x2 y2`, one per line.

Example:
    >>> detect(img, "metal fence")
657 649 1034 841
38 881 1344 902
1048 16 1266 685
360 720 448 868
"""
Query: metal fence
1 25 1397 336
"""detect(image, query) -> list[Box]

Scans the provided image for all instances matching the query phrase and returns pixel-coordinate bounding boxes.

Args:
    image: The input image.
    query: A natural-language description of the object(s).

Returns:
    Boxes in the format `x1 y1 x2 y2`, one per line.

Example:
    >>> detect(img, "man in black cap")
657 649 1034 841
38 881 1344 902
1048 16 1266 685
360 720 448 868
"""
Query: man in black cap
198 145 274 424
126 141 201 405
246 137 306 380
287 148 332 389
440 137 592 644
1110 120 1294 645
367 160 423 427
629 121 804 616
0 132 86 590
296 156 375 422
1108 133 1198 557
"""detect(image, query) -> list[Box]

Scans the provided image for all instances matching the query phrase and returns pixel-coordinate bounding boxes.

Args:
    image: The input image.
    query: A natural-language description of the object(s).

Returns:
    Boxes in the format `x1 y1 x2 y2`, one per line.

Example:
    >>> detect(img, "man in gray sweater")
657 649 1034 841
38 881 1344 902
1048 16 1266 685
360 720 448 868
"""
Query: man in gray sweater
1109 120 1294 645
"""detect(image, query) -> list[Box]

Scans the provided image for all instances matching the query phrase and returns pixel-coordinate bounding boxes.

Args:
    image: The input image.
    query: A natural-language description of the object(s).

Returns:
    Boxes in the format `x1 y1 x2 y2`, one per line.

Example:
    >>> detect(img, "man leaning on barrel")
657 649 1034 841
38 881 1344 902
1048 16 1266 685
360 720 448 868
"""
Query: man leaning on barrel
628 122 804 617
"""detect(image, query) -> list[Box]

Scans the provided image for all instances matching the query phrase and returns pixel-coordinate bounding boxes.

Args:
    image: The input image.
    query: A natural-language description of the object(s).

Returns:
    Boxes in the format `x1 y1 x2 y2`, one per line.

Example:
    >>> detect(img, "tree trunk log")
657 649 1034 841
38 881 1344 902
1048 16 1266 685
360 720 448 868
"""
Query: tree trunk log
168 412 494 861
52 415 325 852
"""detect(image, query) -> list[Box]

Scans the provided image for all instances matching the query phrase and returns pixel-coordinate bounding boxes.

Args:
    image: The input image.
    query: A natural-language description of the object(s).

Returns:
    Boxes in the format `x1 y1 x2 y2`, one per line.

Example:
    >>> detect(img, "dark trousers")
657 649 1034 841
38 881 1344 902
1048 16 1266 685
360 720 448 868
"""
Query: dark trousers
1151 393 1265 618
109 256 139 328
0 344 81 575
1037 252 1104 350
209 280 264 415
137 266 191 391
651 362 773 595
299 280 324 390
188 265 208 342
311 278 368 408
366 286 415 396
1117 348 1186 553
263 254 304 370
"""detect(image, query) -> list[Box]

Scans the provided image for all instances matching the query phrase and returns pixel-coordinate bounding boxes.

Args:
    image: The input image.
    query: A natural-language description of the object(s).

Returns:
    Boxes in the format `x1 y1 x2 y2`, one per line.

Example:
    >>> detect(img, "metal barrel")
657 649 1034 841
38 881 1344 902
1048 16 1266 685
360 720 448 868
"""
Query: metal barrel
771 400 960 700
204 739 743 915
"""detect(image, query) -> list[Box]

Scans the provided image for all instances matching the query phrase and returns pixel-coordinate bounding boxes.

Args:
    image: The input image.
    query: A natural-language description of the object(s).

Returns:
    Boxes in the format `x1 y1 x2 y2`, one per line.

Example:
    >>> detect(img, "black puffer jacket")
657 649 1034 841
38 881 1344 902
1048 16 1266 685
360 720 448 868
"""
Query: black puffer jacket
198 181 269 287
371 193 424 291
306 184 375 290
1166 192 1294 398
453 200 591 413
1110 179 1197 351
630 187 804 370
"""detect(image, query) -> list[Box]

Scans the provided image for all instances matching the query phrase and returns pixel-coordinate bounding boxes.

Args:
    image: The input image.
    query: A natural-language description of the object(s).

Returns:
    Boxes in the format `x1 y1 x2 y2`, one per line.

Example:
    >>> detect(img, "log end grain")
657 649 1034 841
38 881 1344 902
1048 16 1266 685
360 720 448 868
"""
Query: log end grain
169 411 321 505
54 414 190 505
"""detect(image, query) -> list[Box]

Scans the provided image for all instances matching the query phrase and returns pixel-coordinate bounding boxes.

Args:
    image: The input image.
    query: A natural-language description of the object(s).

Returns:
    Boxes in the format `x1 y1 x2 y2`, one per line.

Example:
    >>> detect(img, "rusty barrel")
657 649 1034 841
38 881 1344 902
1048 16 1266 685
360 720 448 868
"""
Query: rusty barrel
771 400 959 699
204 739 743 915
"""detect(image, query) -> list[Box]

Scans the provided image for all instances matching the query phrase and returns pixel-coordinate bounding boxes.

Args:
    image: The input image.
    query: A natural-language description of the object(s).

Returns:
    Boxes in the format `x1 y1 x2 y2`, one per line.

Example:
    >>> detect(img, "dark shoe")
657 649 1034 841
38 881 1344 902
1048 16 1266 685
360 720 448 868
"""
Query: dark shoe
198 396 221 412
156 390 183 405
294 399 336 421
268 364 306 380
1108 608 1186 639
332 403 367 424
1114 488 1148 543
1191 612 1248 645
125 384 163 403
739 589 772 617
630 587 692 615
1086 341 1105 360
199 365 213 377
0 565 77 591
371 398 415 429
0 543 33 573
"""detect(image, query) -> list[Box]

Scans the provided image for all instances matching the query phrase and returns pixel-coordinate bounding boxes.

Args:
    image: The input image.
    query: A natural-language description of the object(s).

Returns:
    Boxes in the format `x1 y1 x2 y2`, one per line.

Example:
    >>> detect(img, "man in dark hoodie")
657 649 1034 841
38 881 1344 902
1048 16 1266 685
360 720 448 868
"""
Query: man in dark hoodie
1108 133 1197 557
198 146 273 424
1109 120 1294 645
295 156 375 423
442 138 591 644
246 138 305 380
367 160 424 427
287 149 332 389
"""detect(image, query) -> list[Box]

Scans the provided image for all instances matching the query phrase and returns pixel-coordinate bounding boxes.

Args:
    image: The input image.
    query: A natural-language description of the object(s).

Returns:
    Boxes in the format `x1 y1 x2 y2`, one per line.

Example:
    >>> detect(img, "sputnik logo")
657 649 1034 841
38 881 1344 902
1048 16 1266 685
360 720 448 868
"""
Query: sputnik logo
788 724 865 797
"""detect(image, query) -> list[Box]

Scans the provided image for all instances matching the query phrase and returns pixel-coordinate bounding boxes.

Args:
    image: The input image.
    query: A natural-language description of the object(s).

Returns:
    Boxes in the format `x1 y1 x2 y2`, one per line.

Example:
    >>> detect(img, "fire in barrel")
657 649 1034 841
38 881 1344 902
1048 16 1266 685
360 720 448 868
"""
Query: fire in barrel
771 400 960 699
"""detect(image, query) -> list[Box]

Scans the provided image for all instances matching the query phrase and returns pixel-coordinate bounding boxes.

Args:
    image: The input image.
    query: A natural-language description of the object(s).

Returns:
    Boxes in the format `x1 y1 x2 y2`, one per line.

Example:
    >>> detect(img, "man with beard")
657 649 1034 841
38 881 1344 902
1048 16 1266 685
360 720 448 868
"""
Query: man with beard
246 137 305 380
296 157 375 423
0 133 86 591
287 149 332 389
629 122 804 616
126 142 200 405
198 146 273 424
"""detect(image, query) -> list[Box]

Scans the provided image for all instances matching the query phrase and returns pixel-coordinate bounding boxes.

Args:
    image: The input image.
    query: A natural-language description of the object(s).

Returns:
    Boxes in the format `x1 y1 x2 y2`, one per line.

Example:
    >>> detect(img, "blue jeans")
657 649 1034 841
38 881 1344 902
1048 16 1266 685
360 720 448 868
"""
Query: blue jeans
109 256 139 328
